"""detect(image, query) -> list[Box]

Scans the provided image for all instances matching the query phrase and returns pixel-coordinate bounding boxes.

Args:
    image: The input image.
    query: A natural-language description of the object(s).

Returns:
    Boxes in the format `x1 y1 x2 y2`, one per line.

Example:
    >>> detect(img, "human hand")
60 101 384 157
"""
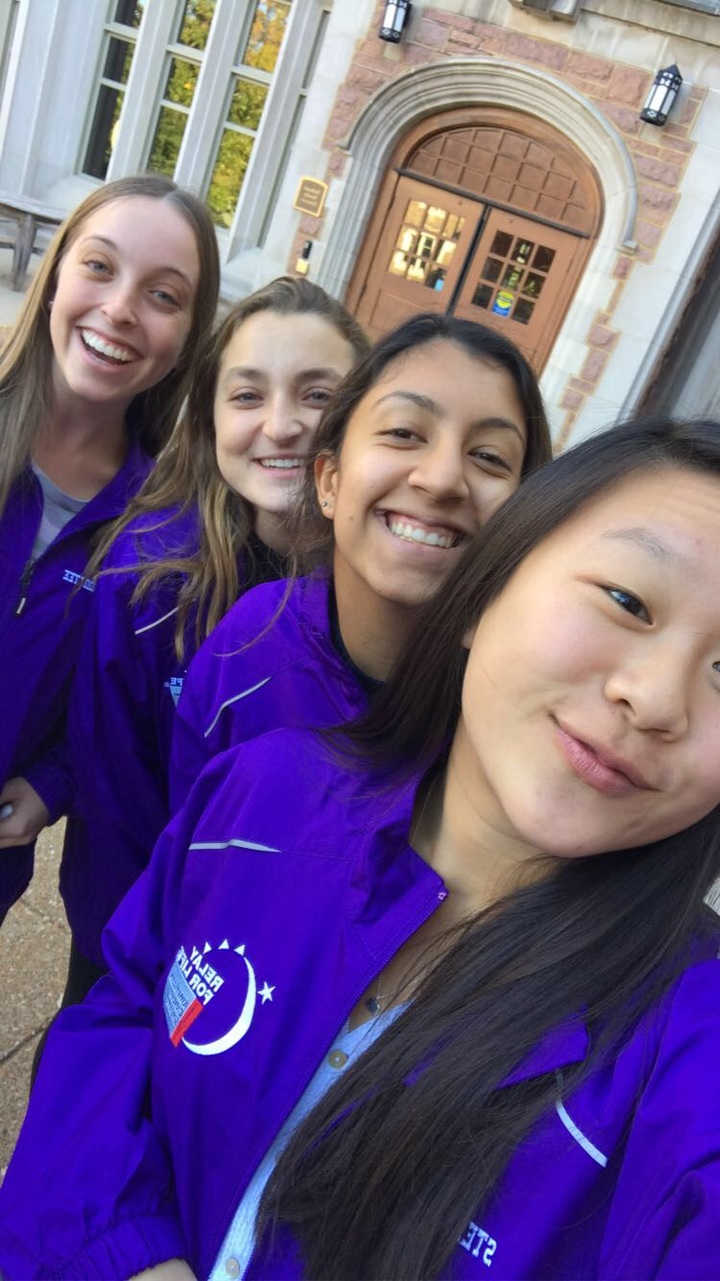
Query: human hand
0 778 50 847
131 1262 197 1280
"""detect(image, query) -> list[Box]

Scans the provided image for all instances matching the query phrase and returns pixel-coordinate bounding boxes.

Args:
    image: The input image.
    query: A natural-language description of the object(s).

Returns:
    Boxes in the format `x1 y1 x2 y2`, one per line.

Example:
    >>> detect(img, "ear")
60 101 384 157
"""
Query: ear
460 622 478 651
314 451 338 519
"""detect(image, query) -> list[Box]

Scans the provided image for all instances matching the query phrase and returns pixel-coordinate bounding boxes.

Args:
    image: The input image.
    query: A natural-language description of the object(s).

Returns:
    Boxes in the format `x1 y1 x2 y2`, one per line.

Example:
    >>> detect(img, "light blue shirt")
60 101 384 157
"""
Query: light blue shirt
209 1007 403 1281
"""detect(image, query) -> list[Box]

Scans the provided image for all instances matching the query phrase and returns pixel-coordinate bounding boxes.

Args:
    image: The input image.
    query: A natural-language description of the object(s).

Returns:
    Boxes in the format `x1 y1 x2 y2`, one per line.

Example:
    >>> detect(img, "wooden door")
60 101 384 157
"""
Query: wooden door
355 175 482 338
453 210 585 368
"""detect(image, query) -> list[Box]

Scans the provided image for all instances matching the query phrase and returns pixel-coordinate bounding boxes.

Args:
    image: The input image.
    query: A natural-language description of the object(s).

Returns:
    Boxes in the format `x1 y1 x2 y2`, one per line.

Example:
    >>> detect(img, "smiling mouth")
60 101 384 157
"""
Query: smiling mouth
80 329 136 365
554 721 652 796
256 457 304 470
384 512 464 549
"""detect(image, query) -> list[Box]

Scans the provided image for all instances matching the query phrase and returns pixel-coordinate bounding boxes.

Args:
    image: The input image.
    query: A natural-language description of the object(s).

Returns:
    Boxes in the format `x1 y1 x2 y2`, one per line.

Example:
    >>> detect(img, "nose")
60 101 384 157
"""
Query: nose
604 642 691 739
263 395 304 445
101 281 139 327
409 437 469 504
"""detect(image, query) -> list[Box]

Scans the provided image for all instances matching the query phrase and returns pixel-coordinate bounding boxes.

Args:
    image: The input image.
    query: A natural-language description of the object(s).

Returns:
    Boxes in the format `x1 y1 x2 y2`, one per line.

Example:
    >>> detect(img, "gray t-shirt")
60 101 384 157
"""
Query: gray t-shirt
31 463 89 559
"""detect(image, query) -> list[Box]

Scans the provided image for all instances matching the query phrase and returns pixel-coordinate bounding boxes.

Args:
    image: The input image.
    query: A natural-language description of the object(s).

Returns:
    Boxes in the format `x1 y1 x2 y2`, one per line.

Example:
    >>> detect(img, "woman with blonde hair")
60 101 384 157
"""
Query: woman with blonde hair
57 276 368 1003
0 173 220 919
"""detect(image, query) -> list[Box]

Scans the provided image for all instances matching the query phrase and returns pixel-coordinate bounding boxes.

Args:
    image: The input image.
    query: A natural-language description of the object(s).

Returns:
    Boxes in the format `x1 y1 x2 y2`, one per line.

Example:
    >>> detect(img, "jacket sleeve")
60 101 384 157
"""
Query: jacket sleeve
65 563 174 954
22 740 73 822
169 651 213 816
601 957 720 1279
0 781 213 1280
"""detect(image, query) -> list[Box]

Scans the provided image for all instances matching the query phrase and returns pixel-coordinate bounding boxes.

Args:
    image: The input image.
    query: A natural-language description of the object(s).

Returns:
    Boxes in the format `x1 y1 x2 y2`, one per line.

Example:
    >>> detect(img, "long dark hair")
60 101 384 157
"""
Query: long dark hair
290 311 552 571
261 416 720 1280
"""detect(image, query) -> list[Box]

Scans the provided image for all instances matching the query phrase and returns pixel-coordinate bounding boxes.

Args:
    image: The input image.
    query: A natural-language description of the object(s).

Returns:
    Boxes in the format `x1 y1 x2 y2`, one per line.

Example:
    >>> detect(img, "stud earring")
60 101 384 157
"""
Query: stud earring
321 501 329 509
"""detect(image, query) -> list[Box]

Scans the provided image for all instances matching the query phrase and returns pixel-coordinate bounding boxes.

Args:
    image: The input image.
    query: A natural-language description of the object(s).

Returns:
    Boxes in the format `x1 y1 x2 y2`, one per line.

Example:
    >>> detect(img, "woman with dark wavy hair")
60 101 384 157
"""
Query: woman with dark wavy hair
170 310 551 808
1 415 718 1281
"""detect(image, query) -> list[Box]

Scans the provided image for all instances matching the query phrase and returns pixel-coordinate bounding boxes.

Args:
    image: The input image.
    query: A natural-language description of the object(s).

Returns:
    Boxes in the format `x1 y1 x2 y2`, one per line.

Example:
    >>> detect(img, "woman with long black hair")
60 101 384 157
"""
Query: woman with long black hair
0 414 719 1281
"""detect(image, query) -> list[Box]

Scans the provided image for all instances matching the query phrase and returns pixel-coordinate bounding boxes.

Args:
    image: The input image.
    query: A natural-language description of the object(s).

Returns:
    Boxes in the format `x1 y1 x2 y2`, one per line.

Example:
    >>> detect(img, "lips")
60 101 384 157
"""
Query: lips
79 328 139 364
254 456 305 470
554 719 655 795
382 511 465 550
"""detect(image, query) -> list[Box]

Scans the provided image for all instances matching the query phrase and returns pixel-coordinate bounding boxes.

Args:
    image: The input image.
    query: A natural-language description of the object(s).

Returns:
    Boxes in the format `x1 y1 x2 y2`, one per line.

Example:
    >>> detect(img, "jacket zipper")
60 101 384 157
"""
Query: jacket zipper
15 558 36 615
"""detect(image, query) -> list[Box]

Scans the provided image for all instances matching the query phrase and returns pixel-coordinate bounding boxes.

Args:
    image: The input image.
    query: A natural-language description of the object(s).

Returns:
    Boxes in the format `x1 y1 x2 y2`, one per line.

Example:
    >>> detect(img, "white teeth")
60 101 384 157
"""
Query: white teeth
387 518 457 549
259 458 301 469
81 330 135 363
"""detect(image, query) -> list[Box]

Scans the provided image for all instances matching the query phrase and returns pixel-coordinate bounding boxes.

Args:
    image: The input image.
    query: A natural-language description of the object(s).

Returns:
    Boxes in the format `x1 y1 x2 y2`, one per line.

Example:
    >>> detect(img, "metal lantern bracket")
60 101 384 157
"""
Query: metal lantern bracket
379 0 412 43
640 63 682 127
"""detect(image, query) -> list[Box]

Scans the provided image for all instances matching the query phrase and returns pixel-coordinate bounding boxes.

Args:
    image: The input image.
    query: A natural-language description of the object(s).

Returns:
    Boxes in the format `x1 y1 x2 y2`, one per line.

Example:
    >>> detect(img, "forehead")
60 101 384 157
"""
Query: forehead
219 309 356 373
546 465 720 574
351 338 524 420
69 196 199 271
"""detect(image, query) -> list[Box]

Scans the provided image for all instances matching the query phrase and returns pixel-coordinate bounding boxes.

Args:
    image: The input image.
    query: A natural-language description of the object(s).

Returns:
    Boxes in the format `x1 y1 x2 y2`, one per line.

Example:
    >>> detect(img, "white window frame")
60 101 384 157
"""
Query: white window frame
79 2 145 179
93 0 325 261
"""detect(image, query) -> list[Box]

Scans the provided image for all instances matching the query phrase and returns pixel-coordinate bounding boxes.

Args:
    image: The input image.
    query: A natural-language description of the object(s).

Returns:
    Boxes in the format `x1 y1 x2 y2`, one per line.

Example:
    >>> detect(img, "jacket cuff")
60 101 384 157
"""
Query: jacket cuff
23 752 72 824
2 1212 187 1280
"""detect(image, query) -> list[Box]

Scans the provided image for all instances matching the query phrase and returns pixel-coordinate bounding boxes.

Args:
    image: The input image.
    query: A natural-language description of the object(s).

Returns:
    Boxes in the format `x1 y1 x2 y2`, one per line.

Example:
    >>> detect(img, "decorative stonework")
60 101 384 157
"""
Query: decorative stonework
319 58 636 299
300 7 703 443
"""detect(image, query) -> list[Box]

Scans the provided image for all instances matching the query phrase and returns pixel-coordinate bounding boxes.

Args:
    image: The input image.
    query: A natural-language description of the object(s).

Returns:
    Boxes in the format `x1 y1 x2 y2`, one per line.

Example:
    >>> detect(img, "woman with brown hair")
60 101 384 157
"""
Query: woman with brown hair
0 173 220 919
58 276 367 1002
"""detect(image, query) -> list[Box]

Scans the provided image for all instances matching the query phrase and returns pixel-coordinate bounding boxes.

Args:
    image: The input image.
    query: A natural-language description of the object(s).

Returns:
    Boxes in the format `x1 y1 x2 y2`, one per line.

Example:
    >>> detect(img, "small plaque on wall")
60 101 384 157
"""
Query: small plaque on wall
293 177 328 218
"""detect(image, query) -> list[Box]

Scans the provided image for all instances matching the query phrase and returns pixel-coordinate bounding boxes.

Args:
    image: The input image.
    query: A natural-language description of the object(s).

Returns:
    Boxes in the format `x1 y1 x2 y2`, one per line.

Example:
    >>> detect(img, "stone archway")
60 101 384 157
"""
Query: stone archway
318 59 637 379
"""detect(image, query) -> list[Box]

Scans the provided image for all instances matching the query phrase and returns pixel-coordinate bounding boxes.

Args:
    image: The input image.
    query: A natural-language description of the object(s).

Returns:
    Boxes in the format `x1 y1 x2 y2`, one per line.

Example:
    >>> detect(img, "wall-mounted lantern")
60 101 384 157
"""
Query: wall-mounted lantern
640 64 682 127
295 240 313 276
379 0 411 43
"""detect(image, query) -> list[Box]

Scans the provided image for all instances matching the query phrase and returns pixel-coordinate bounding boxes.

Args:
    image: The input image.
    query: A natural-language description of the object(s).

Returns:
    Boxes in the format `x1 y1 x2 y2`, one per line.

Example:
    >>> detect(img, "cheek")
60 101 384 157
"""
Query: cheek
467 472 523 530
214 413 258 462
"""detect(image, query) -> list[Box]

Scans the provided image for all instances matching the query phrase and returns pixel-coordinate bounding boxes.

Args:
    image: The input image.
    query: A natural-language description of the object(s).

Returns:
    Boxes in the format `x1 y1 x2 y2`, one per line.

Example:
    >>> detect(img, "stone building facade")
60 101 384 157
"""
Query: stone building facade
0 0 717 444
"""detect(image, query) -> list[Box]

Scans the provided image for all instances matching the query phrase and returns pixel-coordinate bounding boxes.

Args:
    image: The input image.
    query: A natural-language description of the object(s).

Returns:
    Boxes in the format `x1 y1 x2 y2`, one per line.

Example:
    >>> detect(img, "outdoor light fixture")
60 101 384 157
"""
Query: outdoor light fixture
379 0 411 43
640 64 682 126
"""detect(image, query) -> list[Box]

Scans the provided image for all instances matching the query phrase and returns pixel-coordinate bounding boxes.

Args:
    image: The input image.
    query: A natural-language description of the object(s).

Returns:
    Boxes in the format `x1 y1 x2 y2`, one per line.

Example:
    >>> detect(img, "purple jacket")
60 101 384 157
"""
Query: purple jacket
0 440 151 914
169 574 367 814
0 729 718 1280
61 512 289 964
60 505 201 961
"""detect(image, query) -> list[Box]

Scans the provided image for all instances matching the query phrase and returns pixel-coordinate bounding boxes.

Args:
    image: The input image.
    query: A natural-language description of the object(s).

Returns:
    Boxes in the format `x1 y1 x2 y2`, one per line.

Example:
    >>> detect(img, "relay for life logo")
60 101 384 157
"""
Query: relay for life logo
163 938 275 1057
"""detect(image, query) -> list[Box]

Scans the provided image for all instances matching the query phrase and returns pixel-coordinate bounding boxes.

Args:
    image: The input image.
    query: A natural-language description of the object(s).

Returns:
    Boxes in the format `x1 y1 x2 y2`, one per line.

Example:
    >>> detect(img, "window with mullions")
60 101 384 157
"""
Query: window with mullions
205 0 292 228
83 1 145 180
147 0 217 178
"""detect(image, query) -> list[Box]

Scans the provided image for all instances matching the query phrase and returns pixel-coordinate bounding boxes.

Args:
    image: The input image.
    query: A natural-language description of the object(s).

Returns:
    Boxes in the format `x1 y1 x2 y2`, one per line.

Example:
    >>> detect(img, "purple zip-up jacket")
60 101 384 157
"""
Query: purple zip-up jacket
0 440 151 914
0 729 718 1280
61 510 289 965
169 574 367 814
60 504 201 962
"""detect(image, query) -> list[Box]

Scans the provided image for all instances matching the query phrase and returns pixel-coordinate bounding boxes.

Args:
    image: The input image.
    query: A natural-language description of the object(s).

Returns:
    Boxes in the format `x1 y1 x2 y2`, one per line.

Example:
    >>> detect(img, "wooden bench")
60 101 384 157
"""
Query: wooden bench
0 192 66 290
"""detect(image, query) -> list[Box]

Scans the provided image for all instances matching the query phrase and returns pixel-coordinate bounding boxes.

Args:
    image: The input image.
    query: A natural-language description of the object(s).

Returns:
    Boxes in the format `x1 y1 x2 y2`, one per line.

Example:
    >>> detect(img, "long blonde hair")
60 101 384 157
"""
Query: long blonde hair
90 276 369 658
0 175 220 517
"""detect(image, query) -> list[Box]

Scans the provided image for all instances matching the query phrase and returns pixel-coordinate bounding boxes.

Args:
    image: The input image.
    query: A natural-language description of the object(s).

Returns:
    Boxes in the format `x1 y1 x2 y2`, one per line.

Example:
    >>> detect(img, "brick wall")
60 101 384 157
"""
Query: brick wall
290 4 705 440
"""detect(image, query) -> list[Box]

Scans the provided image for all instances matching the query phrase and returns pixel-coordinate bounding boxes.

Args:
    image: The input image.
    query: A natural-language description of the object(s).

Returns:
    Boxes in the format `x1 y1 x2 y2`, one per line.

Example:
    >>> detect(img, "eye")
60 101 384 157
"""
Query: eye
605 586 650 622
84 257 111 276
151 287 181 308
304 388 333 406
381 426 423 443
471 448 512 473
231 389 262 406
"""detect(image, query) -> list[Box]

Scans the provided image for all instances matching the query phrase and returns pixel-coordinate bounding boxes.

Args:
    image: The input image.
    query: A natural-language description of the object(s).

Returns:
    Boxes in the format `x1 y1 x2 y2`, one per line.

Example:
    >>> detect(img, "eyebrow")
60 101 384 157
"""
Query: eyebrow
223 366 344 383
79 235 194 286
374 390 525 443
601 526 683 564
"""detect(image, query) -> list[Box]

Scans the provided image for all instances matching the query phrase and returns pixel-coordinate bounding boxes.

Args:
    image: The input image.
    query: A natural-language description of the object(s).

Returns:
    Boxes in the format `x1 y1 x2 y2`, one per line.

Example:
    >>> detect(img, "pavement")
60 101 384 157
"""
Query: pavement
0 823 69 1176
